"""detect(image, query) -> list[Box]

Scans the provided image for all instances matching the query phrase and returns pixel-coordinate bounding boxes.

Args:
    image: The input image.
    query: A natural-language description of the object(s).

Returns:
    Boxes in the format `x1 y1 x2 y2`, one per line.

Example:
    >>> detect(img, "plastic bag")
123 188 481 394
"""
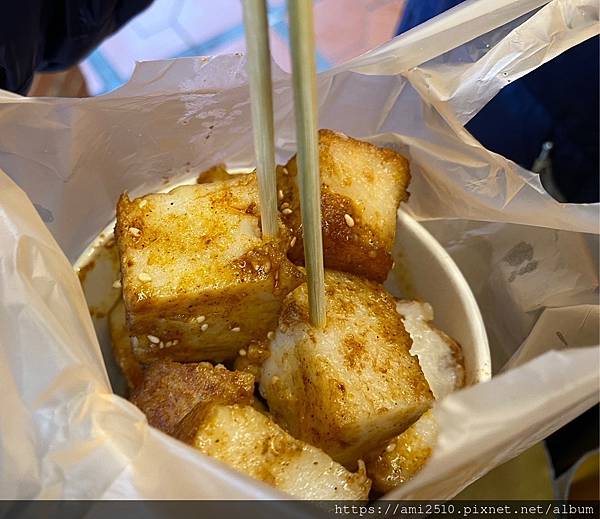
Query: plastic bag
0 0 598 500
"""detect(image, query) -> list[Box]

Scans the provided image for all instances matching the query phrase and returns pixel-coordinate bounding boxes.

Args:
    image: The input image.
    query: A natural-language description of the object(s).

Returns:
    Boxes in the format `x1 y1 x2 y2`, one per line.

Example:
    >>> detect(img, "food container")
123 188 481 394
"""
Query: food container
1 0 597 501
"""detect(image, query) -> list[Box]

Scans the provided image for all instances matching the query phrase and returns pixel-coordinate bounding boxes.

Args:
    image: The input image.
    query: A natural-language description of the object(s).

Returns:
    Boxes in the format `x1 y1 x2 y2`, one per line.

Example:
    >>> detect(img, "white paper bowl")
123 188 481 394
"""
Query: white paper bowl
390 210 491 385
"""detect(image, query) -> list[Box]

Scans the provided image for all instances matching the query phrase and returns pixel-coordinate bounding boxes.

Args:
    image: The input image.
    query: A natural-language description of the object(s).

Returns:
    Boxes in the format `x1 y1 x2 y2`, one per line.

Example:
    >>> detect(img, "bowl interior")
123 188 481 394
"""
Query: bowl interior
387 210 491 385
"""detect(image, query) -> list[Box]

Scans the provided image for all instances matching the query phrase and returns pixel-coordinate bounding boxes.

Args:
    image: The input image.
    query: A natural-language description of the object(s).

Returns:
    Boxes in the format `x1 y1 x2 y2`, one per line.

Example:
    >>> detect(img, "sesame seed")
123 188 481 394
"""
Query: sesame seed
386 443 396 453
130 336 139 348
271 375 280 384
201 323 209 332
344 213 355 227
139 200 147 208
238 348 247 356
172 339 179 345
165 341 173 347
267 331 275 340
159 342 164 349
147 335 160 344
278 189 284 201
282 167 289 176
112 279 122 289
282 208 293 215
290 237 297 248
280 202 290 209
195 315 206 323
231 326 241 332
138 272 152 282
128 227 141 237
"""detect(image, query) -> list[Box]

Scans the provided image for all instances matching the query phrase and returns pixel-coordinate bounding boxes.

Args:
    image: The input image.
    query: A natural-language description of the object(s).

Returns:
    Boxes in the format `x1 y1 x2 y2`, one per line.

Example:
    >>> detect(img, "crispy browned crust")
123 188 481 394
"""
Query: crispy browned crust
130 360 255 435
172 401 215 445
278 129 410 283
108 300 144 393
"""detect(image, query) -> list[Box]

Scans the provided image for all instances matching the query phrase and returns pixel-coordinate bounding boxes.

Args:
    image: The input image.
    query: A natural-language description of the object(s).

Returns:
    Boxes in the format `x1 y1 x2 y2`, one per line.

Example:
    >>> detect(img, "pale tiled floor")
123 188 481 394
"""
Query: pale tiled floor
80 0 405 95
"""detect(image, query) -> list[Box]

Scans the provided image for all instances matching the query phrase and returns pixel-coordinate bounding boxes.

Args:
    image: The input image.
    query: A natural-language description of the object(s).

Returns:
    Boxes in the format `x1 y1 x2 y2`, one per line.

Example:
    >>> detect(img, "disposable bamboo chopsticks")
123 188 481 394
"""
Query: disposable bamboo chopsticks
242 0 326 326
287 0 326 327
242 0 278 237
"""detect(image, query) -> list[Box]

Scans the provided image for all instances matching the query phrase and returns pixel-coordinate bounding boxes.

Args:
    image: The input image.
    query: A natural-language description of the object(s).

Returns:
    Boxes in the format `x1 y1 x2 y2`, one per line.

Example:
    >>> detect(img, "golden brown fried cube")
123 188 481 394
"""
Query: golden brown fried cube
260 270 433 467
365 410 437 493
278 129 410 282
115 174 304 363
175 403 371 500
108 300 144 392
130 360 254 435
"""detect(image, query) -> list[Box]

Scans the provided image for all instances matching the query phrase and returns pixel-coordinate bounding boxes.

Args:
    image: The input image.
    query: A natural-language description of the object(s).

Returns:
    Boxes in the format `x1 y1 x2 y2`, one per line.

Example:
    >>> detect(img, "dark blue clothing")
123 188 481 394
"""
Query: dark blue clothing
398 0 599 203
0 0 151 95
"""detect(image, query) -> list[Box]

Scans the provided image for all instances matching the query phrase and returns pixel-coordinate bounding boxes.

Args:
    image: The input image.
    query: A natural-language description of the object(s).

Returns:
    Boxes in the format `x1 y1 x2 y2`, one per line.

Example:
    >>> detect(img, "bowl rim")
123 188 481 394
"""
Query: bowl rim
397 209 492 383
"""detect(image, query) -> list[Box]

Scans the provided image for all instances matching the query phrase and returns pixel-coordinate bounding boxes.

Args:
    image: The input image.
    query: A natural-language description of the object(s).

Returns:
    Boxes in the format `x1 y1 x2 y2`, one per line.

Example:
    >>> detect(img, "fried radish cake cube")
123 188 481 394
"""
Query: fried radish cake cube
108 300 144 393
364 409 437 493
175 403 371 500
130 360 254 435
278 129 410 282
396 300 465 399
115 174 304 363
260 270 433 467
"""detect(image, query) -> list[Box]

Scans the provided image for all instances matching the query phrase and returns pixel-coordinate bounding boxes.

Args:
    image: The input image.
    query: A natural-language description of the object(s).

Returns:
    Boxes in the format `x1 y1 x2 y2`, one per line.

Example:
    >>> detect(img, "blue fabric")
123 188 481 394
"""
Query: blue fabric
0 0 152 95
398 0 599 202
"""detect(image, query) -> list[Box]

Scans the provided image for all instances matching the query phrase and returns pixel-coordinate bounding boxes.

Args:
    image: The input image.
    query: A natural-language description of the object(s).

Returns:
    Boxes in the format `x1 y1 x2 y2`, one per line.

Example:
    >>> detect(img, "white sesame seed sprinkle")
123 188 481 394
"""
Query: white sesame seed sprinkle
344 213 355 227
278 189 284 201
138 272 152 282
280 202 290 209
172 339 179 345
138 200 147 208
267 331 275 340
165 341 173 347
159 342 164 349
386 443 396 453
282 208 293 215
238 348 247 356
290 237 297 248
231 326 241 332
195 315 206 323
282 166 289 176
112 279 122 289
129 227 141 237
147 335 160 344
201 323 209 332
